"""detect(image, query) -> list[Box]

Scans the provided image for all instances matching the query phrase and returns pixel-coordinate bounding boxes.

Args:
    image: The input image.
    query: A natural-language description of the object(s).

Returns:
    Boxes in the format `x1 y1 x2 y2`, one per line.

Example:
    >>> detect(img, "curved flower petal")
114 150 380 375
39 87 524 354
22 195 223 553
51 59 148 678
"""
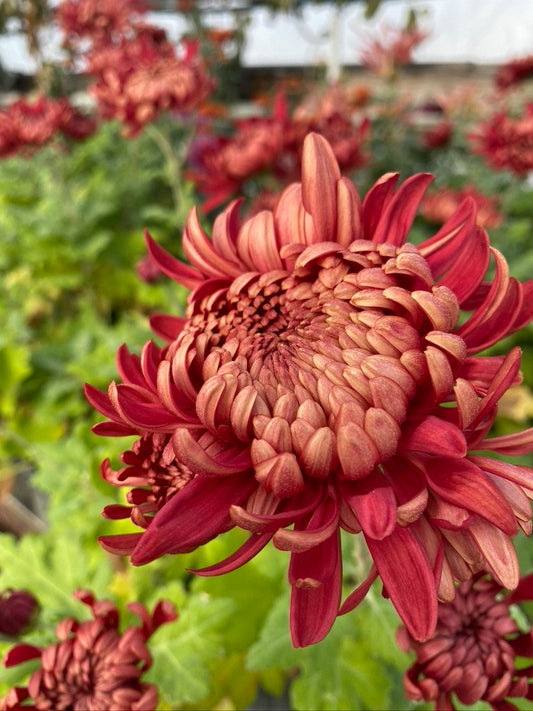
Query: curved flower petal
365 525 437 641
130 472 256 565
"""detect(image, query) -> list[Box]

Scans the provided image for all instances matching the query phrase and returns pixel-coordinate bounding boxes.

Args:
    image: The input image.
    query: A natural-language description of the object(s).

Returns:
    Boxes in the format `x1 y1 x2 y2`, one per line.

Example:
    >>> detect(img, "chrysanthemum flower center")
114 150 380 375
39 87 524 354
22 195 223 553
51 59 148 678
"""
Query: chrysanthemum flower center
415 579 519 704
179 239 463 498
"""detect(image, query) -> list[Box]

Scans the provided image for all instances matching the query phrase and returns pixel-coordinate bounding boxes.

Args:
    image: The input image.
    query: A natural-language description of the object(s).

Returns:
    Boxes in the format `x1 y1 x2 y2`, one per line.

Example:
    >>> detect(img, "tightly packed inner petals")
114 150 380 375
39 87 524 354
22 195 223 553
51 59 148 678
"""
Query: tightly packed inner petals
87 132 533 648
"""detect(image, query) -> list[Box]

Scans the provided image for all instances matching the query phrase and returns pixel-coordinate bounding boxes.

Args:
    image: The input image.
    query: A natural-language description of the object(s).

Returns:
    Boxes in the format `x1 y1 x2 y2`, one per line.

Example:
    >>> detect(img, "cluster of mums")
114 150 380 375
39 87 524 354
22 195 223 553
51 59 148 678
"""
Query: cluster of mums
3 132 533 709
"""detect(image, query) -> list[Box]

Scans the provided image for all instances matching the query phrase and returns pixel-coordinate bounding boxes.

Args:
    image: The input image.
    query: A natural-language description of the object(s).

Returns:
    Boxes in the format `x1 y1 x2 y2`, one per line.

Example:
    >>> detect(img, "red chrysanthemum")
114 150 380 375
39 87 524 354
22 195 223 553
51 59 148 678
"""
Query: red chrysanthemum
421 186 502 230
56 0 146 49
470 104 533 175
398 573 533 710
420 120 453 150
86 133 533 648
1 590 176 710
495 55 533 90
0 96 96 158
360 25 429 80
187 94 288 213
0 590 39 638
88 32 213 135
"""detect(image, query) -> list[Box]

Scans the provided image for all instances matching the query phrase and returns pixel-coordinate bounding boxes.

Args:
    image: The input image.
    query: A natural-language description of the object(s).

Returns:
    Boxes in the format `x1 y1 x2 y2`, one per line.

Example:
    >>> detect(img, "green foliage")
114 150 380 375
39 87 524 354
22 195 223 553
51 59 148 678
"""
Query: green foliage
248 584 413 711
146 594 237 707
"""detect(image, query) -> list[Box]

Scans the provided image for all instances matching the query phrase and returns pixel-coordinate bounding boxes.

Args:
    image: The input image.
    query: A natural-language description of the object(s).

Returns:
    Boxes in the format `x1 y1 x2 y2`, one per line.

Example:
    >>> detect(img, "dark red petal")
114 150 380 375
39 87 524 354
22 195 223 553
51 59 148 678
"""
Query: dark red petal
149 314 187 343
342 469 397 539
102 504 132 520
229 484 323 533
116 344 146 388
372 173 434 246
419 200 490 305
113 386 178 431
289 530 342 647
4 644 42 667
365 525 437 641
480 428 533 456
339 565 378 615
470 456 533 496
92 421 136 436
361 172 399 239
130 472 255 565
84 383 120 421
469 348 522 429
273 494 339 552
173 428 250 475
190 532 272 576
145 230 202 289
507 573 533 605
99 533 143 556
401 416 467 458
425 458 518 536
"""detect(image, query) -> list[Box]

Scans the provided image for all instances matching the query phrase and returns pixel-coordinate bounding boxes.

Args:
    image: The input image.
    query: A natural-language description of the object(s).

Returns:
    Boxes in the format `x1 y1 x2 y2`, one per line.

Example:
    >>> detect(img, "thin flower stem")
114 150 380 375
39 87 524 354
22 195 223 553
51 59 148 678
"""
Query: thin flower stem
145 123 187 219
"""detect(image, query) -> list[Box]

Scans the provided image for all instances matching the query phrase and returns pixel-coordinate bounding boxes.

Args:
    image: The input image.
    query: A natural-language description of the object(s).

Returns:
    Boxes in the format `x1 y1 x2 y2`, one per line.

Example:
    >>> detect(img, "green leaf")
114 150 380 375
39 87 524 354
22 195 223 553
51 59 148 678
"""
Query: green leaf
146 593 236 706
248 582 411 710
0 532 113 629
0 345 31 416
364 0 382 19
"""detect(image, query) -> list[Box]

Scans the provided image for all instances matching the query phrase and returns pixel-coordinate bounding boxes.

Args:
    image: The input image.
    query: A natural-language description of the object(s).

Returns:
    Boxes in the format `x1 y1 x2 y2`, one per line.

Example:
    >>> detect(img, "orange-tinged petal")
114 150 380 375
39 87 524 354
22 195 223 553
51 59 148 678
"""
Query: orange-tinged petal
301 133 340 243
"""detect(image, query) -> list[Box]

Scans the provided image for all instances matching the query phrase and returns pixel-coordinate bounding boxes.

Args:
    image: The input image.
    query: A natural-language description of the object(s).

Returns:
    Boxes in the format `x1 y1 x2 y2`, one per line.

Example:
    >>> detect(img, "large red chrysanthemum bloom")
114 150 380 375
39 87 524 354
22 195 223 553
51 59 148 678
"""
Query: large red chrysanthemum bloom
1 590 176 710
421 186 502 230
470 104 533 175
398 573 533 710
86 133 533 648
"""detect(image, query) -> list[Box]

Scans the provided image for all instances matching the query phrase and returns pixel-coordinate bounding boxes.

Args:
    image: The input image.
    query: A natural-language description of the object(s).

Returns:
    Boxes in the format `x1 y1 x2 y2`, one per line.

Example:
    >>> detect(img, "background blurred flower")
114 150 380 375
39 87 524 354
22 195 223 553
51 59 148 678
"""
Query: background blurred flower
420 119 453 150
359 25 429 80
470 103 533 175
87 133 533 649
89 32 214 135
494 54 533 90
0 590 39 638
56 0 147 50
0 96 95 157
421 186 502 229
398 573 533 710
1 590 177 711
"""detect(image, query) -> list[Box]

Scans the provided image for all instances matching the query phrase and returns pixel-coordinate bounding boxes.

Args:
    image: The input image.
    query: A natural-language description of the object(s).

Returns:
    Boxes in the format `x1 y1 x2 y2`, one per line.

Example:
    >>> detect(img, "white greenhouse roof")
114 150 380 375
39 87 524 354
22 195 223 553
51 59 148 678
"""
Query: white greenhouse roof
1 0 533 75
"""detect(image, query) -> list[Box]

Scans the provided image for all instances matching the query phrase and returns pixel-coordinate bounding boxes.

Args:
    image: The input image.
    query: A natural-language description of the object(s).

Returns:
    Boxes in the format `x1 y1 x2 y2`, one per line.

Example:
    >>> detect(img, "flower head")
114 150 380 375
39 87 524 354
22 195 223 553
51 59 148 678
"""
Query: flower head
398 573 533 710
470 104 533 175
88 32 213 135
1 590 176 710
360 25 428 80
56 0 146 49
86 133 533 648
495 55 533 90
0 96 95 158
420 120 453 150
0 590 39 638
